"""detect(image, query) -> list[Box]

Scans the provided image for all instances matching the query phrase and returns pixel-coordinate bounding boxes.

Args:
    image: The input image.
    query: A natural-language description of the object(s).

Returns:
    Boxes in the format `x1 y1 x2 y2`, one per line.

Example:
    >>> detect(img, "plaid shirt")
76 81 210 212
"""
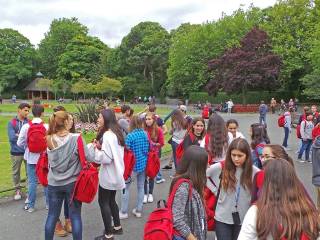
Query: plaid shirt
125 128 149 173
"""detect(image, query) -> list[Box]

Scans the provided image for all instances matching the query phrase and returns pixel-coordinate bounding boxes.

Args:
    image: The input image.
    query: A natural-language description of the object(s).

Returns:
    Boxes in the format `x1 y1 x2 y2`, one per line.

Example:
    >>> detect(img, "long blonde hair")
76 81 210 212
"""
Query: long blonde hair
47 111 69 135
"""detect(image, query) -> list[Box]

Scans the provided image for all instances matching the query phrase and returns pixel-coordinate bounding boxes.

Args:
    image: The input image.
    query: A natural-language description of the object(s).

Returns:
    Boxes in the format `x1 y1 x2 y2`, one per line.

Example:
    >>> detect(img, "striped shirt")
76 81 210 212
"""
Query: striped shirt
125 128 149 173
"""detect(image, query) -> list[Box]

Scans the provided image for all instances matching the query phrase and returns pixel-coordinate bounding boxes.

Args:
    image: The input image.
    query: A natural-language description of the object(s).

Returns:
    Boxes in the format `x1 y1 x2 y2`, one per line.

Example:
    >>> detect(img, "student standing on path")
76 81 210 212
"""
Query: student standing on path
91 109 125 240
45 111 93 240
226 119 245 144
239 159 319 240
206 138 260 240
270 98 277 114
118 105 132 138
298 111 314 163
258 101 268 127
282 108 292 150
7 103 31 200
120 115 149 219
227 99 234 115
17 104 48 212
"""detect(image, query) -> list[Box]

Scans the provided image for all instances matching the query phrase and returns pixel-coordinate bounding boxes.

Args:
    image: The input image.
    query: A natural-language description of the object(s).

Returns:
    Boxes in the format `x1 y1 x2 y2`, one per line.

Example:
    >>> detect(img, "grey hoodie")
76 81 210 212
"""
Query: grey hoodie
47 134 93 186
312 136 320 186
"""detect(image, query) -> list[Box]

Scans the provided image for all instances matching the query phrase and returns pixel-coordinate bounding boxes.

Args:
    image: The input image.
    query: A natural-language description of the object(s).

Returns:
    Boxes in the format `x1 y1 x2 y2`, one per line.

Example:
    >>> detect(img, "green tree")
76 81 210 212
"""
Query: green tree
0 28 36 93
36 78 53 100
38 17 88 79
57 35 108 83
71 78 95 99
95 76 122 98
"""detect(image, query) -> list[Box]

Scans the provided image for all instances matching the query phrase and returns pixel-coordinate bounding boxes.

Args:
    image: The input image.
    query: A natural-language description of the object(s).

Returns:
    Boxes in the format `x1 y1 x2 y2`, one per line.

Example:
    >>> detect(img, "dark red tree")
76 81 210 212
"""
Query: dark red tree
206 27 281 103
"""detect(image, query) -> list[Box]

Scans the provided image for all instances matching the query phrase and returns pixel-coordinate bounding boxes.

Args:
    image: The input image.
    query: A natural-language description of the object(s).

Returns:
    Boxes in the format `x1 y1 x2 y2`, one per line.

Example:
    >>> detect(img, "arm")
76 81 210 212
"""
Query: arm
7 121 17 143
157 127 165 147
93 136 113 165
17 125 27 149
163 109 175 123
237 206 258 240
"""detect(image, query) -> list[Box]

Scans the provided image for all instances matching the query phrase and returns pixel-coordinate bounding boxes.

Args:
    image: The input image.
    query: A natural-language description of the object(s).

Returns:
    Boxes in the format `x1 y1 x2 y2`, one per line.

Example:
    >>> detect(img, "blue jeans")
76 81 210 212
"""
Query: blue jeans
215 220 241 240
45 182 82 240
259 114 267 126
171 141 179 169
121 171 145 213
282 127 289 148
27 164 37 208
298 139 313 161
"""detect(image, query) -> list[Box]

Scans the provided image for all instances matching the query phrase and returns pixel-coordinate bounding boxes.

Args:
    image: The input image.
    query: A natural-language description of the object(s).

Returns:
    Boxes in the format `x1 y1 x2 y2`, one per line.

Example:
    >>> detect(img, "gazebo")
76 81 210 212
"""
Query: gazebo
24 72 54 100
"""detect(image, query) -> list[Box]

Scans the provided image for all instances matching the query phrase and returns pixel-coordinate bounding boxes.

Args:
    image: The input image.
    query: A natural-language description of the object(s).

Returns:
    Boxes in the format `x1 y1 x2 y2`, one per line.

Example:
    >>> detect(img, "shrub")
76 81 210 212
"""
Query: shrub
75 103 99 124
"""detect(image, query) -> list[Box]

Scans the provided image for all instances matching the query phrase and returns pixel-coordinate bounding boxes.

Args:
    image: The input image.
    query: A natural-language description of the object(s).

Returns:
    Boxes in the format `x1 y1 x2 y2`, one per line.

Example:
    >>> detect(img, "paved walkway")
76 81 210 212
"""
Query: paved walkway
0 113 315 240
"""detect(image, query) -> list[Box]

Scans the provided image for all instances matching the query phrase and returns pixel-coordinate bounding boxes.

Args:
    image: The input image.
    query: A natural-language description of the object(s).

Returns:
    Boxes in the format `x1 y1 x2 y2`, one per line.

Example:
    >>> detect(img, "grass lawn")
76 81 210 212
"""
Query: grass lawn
0 106 173 197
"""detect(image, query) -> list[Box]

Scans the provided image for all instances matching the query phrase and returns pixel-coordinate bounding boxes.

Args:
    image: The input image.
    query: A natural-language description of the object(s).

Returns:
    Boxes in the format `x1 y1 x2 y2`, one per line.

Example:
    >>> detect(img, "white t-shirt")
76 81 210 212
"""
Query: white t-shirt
227 101 234 109
228 131 245 145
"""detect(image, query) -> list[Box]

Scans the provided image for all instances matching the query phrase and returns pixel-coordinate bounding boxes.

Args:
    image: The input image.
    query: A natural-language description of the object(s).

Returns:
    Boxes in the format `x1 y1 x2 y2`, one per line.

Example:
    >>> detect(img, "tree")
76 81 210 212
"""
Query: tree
71 78 95 99
36 78 53 100
57 35 109 83
0 28 36 93
38 18 88 79
206 27 281 103
166 8 262 96
95 76 122 98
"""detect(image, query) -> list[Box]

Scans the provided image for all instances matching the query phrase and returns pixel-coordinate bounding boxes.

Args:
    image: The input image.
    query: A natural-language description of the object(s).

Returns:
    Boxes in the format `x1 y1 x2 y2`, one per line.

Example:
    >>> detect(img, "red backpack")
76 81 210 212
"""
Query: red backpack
123 147 136 181
27 122 47 153
36 152 49 186
143 179 192 240
72 136 99 203
202 106 209 119
176 132 196 166
146 148 160 179
296 120 306 139
278 115 285 127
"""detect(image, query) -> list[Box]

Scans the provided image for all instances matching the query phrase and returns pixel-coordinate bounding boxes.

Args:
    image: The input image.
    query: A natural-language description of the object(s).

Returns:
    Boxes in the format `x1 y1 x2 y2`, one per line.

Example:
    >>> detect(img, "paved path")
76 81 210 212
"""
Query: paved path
0 113 315 240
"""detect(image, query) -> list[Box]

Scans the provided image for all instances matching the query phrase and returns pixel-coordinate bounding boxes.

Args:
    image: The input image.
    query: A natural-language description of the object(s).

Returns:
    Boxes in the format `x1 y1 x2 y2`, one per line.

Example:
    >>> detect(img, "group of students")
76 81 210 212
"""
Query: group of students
7 102 320 240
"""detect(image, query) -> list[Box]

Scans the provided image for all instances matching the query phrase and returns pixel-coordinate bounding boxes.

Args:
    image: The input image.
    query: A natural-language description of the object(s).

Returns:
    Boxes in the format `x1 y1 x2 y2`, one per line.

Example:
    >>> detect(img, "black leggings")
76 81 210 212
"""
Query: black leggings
215 220 241 240
98 186 121 235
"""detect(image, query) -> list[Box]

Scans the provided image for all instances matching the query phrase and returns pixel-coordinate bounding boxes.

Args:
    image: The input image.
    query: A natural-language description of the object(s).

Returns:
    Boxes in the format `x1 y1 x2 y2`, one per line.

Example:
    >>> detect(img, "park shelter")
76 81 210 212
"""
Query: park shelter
24 72 54 100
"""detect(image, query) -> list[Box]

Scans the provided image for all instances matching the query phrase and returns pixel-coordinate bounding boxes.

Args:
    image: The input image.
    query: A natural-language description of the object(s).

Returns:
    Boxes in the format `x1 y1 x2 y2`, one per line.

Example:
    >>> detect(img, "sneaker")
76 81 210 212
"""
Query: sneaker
147 194 154 203
284 147 292 151
132 208 142 218
14 190 22 200
94 235 114 240
298 158 304 163
143 194 148 204
64 218 72 233
119 211 128 220
169 175 175 179
55 220 68 237
111 226 123 235
24 206 35 213
45 205 49 210
24 198 30 204
156 178 165 184
162 165 172 170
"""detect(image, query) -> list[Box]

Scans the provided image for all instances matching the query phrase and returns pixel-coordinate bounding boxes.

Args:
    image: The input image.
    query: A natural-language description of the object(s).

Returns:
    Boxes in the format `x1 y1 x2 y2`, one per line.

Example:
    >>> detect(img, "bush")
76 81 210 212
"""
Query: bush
189 91 296 104
75 103 99 124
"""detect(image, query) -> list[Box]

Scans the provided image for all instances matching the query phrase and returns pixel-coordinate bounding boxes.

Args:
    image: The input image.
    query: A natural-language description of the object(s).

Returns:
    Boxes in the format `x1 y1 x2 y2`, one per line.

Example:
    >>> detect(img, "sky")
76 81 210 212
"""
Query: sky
0 0 277 48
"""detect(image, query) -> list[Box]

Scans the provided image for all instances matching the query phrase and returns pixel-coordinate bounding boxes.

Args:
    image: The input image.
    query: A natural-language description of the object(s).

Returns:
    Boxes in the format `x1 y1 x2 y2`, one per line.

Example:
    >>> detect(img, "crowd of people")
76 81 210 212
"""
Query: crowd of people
6 101 320 240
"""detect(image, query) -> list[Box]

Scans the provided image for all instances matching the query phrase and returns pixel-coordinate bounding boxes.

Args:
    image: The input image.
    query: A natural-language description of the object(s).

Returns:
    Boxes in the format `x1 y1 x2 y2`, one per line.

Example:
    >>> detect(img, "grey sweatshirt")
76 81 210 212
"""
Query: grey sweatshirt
206 163 260 225
172 182 207 240
300 120 314 140
47 134 94 186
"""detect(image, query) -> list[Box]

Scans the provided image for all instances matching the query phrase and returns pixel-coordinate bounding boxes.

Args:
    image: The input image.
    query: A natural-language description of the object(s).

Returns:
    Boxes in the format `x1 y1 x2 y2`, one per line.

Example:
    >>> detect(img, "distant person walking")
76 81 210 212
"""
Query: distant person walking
227 99 234 115
258 101 268 127
270 98 276 114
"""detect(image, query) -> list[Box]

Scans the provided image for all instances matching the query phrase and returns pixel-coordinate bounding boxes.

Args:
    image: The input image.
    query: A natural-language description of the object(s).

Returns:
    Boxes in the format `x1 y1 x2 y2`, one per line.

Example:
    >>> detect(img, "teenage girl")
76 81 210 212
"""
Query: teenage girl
206 138 260 240
250 123 270 169
239 159 320 240
182 117 206 149
143 112 164 204
226 119 245 144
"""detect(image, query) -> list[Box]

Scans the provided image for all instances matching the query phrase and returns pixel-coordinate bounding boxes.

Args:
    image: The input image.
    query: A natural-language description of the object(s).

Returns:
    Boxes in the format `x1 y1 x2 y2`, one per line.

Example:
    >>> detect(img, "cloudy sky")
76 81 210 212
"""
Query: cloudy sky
0 0 277 47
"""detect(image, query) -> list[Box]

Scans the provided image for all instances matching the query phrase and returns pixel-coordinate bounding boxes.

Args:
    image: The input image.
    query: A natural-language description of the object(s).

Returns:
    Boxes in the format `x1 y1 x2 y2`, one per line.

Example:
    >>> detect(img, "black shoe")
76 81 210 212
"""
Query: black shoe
112 227 123 235
95 235 114 240
162 165 172 170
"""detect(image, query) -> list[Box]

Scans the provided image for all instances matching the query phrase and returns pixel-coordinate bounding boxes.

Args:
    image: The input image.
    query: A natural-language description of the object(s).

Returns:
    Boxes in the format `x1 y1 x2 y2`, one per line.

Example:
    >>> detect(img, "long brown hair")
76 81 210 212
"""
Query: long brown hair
170 145 208 199
257 159 319 239
129 115 143 132
222 138 253 191
171 109 187 130
47 111 69 135
144 112 158 142
191 117 206 139
263 144 294 166
207 114 228 159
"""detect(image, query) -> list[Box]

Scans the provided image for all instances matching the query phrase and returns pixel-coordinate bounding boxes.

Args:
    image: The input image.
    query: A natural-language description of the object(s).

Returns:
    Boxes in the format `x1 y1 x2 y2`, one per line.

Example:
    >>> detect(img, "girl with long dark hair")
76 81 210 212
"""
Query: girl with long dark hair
250 123 270 169
239 159 320 239
91 109 125 240
206 138 260 240
170 145 208 240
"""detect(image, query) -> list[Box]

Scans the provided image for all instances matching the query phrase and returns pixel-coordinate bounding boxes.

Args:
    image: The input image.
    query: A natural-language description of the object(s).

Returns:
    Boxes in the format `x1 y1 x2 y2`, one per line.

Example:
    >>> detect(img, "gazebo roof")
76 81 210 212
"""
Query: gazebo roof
24 77 51 92
36 72 44 78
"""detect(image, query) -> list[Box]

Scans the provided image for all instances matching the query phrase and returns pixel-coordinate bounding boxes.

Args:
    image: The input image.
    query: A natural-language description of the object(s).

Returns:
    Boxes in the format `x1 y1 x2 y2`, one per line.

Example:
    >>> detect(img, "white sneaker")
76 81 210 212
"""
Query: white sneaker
119 211 128 220
14 190 22 200
143 194 148 204
147 194 154 203
24 198 30 204
156 178 165 184
132 208 142 218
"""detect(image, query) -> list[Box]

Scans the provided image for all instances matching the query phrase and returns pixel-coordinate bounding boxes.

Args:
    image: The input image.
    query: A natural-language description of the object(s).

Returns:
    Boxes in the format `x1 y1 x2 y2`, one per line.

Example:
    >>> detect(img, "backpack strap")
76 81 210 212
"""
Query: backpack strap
11 118 17 128
167 178 192 208
77 135 87 168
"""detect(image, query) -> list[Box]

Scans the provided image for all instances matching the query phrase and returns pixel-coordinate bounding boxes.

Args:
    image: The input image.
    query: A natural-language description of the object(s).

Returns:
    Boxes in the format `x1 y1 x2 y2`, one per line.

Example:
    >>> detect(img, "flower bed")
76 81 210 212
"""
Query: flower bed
233 104 259 113
75 122 98 134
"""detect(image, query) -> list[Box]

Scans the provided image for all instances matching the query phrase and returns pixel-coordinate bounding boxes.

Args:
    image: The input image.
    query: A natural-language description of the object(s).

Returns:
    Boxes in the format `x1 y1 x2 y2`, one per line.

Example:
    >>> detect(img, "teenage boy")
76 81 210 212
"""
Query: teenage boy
7 103 31 200
17 104 48 213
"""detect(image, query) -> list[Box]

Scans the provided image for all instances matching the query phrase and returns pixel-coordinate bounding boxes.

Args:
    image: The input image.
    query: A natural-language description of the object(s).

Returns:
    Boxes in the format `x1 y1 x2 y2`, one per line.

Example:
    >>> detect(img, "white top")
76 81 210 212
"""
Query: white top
228 131 245 145
90 130 125 190
227 101 234 108
238 205 320 240
17 118 48 164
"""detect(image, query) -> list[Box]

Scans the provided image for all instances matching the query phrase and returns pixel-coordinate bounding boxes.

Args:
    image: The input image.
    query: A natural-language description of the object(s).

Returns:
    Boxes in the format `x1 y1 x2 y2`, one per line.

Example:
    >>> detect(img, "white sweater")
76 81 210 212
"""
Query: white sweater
238 205 320 240
92 130 125 190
